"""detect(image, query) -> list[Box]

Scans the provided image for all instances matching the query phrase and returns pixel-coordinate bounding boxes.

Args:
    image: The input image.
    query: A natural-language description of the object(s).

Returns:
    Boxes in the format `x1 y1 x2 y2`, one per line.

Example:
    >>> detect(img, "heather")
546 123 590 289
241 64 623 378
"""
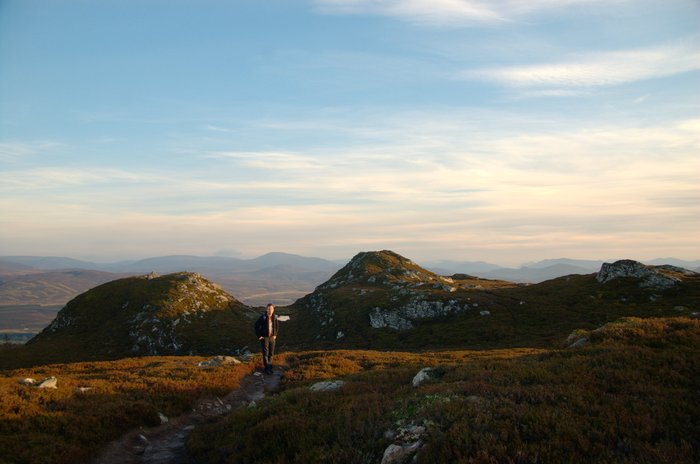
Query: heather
0 356 253 464
188 317 700 464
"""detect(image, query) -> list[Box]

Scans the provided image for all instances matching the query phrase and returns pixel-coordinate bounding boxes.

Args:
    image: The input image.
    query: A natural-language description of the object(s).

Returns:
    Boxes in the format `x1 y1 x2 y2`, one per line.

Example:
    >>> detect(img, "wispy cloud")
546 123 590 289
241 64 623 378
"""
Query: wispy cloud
462 39 700 89
314 0 617 25
0 140 64 161
204 151 322 171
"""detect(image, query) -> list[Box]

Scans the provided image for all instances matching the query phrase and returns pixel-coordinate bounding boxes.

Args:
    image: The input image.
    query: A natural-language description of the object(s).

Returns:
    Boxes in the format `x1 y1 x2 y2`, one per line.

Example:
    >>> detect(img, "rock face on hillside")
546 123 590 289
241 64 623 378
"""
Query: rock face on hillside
30 272 256 358
596 260 696 289
293 251 474 336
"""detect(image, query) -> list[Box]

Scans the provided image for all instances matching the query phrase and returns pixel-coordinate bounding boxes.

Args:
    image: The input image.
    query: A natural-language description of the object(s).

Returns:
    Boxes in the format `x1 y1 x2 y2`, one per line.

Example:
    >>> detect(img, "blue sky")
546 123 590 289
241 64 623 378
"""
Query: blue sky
1 0 698 265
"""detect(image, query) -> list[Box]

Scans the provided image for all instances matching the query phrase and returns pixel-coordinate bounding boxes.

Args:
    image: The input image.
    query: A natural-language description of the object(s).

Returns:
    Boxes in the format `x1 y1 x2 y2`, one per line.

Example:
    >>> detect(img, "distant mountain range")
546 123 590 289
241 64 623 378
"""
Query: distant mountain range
1 252 698 311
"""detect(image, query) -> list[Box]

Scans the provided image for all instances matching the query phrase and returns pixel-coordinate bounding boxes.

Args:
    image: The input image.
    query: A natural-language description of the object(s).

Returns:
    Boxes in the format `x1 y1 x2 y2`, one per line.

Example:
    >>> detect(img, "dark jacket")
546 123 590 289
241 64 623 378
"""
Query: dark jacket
255 313 279 338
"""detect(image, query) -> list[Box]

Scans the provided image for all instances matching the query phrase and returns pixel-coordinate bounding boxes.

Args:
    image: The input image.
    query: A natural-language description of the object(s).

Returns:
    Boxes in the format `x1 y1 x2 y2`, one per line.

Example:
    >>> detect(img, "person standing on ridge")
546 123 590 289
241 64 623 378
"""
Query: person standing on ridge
255 303 279 374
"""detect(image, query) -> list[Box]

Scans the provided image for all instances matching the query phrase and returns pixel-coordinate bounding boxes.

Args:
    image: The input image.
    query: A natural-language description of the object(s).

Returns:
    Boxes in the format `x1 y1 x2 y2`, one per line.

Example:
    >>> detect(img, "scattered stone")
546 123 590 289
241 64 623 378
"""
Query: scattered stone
381 441 422 464
197 355 241 367
158 412 169 424
336 331 345 339
568 337 589 348
36 377 57 389
309 380 346 392
479 310 491 316
19 378 36 386
412 368 434 387
277 315 290 322
75 386 93 393
248 400 257 409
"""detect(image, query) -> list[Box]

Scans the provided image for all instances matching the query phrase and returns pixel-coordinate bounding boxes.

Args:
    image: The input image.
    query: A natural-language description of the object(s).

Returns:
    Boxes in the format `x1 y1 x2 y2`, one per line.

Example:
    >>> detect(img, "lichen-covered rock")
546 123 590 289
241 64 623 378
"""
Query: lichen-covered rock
596 260 690 289
309 380 346 392
380 441 422 464
370 299 468 331
37 376 57 389
412 368 434 387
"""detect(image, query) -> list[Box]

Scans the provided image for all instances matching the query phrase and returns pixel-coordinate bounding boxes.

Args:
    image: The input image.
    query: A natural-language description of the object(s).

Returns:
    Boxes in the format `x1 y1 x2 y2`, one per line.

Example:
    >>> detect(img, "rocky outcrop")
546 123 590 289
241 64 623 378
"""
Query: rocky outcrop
370 298 469 331
596 260 693 289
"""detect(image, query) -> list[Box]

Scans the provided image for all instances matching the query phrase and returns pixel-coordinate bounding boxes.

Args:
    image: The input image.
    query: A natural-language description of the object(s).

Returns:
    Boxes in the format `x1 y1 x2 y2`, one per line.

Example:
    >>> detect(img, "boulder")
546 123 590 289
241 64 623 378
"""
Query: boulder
37 377 57 389
18 378 36 386
381 441 421 464
596 260 683 289
412 368 433 387
309 380 346 392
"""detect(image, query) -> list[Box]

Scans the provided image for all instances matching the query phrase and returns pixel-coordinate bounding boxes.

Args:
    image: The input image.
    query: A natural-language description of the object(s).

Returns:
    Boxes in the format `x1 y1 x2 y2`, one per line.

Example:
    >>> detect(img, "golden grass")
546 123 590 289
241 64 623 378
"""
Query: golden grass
0 356 254 464
188 318 700 464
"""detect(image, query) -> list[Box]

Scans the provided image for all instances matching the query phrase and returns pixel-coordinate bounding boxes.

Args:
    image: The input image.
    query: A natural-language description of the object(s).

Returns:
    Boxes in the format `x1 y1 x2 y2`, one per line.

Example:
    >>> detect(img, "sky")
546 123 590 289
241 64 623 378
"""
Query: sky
0 0 698 266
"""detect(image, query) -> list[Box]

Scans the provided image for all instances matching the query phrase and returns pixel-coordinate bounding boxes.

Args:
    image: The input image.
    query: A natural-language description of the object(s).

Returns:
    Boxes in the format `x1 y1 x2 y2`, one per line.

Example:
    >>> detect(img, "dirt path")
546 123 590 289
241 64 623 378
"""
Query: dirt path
93 367 283 464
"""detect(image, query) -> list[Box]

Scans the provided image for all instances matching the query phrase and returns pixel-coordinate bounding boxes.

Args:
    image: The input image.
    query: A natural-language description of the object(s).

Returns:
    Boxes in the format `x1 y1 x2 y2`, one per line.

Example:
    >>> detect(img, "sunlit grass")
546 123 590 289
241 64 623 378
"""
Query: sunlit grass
188 317 700 464
0 356 254 464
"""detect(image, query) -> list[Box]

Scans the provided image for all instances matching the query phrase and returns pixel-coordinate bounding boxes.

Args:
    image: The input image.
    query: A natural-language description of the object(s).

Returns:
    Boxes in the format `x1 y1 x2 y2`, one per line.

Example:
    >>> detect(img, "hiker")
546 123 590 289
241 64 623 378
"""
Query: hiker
255 303 279 374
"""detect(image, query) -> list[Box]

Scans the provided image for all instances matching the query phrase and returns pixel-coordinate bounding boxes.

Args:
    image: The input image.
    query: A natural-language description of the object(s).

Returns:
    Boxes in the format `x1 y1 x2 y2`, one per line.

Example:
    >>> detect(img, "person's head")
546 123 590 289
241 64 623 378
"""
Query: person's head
266 304 274 316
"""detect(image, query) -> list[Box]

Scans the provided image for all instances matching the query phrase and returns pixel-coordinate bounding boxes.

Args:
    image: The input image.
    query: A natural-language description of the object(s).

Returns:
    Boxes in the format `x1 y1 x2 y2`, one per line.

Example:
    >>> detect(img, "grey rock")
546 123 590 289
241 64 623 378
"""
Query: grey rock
412 368 433 387
309 380 346 392
37 376 57 389
596 260 688 289
197 355 241 367
381 441 422 464
19 378 36 386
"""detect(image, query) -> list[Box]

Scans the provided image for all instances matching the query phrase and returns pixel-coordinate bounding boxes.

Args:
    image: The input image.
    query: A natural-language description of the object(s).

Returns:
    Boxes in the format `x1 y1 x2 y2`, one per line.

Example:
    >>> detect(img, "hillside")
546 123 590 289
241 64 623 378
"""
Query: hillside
282 251 700 350
1 317 698 464
2 273 259 368
1 250 698 369
188 317 700 464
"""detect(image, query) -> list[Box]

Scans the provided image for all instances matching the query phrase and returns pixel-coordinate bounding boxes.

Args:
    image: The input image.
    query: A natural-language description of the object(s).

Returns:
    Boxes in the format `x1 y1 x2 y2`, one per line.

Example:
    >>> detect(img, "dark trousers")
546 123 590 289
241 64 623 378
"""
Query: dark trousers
260 337 276 368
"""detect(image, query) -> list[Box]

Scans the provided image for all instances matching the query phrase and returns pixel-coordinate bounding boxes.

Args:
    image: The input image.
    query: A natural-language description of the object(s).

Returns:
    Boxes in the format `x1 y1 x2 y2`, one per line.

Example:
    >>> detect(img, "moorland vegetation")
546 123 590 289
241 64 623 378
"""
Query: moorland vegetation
0 251 698 463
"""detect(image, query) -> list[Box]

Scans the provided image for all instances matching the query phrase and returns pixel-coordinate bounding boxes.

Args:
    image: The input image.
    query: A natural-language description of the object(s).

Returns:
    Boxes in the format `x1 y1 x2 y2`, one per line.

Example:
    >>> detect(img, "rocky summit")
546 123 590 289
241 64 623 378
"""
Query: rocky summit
596 259 697 289
24 272 258 363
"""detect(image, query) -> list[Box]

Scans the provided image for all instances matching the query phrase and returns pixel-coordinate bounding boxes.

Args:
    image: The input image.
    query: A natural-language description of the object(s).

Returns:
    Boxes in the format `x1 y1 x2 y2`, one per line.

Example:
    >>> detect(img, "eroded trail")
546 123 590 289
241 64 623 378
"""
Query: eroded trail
93 367 283 464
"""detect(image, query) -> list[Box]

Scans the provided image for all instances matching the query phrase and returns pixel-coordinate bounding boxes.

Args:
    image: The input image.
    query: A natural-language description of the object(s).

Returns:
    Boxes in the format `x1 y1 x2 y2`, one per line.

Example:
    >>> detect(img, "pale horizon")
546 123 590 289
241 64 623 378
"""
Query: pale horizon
1 1 698 267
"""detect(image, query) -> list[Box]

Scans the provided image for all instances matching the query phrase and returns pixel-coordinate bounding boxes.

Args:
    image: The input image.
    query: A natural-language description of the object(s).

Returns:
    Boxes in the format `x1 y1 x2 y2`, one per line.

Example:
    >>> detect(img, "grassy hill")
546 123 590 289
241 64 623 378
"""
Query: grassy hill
0 273 260 369
280 251 700 351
